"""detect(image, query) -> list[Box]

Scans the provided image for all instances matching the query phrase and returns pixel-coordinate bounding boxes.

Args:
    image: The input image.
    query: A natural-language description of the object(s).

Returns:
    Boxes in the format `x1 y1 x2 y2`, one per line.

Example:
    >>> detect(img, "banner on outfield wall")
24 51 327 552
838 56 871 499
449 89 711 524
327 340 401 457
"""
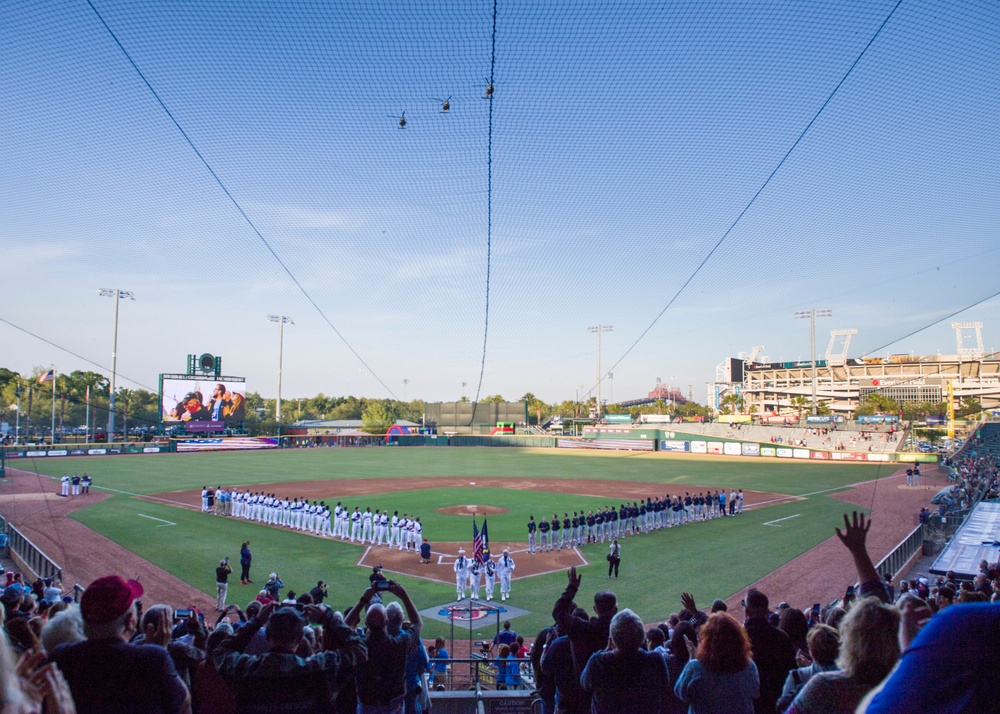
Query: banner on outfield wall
659 440 689 452
776 447 793 458
723 443 741 455
742 443 760 456
691 441 707 454
811 451 830 459
176 437 278 452
793 449 810 459
866 453 890 462
760 447 776 457
707 442 723 454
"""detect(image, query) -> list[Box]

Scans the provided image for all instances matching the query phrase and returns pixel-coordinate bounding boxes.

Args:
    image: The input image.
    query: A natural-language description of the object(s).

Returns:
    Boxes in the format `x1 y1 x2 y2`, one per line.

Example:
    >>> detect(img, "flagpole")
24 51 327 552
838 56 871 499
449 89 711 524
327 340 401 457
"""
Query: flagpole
15 382 21 444
51 370 57 445
85 385 90 443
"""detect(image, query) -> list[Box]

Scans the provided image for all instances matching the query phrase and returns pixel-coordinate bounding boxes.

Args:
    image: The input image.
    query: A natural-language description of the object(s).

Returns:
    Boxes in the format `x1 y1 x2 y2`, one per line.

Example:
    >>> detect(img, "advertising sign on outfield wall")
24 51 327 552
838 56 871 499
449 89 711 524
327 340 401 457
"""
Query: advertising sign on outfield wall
691 441 707 454
659 441 689 452
793 449 810 459
760 446 776 457
742 443 760 456
776 447 793 458
707 442 723 454
723 442 742 455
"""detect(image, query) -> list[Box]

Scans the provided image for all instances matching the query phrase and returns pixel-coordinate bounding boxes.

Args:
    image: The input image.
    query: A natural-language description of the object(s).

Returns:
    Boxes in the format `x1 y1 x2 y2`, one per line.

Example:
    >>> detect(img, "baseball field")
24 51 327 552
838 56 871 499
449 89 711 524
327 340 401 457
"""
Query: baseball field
3 447 943 639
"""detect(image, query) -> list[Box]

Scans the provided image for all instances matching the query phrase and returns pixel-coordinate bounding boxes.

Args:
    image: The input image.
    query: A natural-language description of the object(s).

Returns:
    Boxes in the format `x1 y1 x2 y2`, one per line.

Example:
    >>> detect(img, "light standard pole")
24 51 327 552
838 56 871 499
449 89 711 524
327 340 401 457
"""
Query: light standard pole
608 373 614 406
587 325 612 419
794 309 832 415
99 288 135 441
268 315 294 431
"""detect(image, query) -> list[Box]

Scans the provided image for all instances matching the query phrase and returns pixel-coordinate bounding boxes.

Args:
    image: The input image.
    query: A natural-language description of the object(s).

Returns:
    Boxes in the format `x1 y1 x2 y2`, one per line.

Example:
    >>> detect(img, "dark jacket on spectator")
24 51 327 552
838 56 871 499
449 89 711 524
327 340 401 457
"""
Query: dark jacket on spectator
541 635 588 714
552 584 614 678
743 616 796 714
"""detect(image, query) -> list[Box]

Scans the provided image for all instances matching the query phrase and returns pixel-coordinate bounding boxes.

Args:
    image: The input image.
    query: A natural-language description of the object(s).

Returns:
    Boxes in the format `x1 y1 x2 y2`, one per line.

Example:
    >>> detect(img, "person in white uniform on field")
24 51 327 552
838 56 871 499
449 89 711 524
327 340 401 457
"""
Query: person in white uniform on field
454 549 472 600
496 548 515 602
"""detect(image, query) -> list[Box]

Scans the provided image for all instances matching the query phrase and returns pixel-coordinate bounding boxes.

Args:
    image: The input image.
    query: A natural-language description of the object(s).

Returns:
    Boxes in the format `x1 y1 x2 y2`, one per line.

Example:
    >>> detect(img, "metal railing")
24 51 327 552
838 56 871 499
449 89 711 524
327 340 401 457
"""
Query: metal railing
428 658 533 692
5 525 62 582
874 524 924 580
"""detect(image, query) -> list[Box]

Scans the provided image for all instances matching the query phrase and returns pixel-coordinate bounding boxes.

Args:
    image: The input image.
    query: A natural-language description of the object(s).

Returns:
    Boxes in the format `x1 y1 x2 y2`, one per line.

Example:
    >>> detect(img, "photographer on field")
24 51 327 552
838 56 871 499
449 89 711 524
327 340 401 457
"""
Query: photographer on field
215 558 233 611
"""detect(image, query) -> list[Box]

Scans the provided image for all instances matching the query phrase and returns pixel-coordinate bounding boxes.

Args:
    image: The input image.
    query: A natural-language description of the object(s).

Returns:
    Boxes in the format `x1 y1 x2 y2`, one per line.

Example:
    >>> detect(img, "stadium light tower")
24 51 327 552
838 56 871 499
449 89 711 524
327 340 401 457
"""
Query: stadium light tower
587 325 612 419
794 309 832 415
268 315 293 429
99 288 135 441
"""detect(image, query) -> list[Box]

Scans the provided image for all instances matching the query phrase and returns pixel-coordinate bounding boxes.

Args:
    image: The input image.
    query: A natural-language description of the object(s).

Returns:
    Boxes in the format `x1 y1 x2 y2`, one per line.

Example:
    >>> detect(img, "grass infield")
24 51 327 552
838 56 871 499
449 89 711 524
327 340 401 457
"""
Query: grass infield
27 448 886 637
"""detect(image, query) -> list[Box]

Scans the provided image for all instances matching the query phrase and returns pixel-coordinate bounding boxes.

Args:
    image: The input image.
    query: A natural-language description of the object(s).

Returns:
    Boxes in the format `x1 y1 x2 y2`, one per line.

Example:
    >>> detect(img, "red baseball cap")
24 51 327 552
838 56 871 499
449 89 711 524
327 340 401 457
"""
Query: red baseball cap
80 575 144 624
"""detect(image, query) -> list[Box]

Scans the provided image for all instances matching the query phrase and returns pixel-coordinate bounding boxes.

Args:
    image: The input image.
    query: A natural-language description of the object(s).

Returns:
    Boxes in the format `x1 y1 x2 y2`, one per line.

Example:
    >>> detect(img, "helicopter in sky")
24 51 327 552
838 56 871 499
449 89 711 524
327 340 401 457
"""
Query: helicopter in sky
434 95 453 113
388 111 407 129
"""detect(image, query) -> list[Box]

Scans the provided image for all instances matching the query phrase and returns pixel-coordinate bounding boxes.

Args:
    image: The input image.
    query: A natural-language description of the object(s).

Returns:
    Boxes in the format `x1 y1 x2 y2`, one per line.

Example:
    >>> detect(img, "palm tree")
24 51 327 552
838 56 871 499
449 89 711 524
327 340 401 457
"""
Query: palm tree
789 396 809 423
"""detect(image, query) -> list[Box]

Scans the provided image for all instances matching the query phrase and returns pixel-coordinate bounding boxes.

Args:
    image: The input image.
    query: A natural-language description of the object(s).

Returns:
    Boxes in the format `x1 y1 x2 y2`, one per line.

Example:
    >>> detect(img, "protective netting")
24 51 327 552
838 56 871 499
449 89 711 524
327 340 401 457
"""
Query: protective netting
2 0 998 402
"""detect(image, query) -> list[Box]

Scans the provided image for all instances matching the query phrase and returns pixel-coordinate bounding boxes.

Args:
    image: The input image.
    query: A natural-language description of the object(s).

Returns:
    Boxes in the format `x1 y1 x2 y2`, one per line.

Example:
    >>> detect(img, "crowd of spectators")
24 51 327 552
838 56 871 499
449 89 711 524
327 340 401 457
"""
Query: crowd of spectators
2 498 999 712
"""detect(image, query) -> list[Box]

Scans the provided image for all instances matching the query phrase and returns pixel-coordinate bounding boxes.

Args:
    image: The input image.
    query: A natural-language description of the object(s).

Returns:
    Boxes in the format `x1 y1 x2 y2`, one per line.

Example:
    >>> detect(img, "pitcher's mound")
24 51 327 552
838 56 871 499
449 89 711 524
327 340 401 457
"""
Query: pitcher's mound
437 505 509 516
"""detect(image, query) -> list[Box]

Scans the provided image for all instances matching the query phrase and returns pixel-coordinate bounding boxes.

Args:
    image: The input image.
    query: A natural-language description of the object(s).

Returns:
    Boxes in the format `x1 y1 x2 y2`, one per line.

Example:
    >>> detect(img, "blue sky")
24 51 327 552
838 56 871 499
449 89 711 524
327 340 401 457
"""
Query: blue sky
2 0 998 405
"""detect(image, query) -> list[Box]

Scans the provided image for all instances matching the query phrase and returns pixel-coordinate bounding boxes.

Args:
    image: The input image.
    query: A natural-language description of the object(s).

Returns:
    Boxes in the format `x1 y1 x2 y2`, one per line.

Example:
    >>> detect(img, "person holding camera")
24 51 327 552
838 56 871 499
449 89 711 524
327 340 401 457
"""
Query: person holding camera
214 601 368 712
216 558 233 611
345 580 423 714
607 539 621 580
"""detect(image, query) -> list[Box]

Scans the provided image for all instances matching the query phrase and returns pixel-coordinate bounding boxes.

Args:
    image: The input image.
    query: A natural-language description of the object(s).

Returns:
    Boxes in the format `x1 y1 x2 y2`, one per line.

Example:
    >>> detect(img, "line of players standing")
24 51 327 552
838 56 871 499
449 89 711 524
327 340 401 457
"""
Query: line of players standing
524 489 745 552
212 489 426 550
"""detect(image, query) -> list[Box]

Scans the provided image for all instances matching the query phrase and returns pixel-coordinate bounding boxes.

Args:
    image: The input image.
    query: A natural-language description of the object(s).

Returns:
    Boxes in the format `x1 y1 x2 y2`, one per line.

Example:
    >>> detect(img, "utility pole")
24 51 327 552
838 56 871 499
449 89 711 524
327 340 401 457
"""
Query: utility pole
99 288 135 441
587 325 612 419
268 315 294 431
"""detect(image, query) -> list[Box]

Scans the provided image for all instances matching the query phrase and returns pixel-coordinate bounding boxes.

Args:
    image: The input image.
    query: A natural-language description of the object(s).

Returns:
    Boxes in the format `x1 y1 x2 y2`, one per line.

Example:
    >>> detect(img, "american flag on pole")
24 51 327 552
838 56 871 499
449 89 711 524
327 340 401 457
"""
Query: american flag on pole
473 517 485 565
38 369 55 384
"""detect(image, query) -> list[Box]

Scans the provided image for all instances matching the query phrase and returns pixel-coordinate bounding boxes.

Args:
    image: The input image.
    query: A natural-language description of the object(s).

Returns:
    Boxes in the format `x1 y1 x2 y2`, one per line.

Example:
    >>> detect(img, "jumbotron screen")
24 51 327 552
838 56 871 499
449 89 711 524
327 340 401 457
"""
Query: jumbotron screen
161 378 247 424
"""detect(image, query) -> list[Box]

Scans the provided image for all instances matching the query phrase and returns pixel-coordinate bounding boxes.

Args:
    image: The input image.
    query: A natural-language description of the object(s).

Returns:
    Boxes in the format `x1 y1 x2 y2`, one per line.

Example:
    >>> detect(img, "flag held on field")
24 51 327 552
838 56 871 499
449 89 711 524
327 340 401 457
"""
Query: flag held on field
480 518 491 560
472 517 485 565
38 369 55 384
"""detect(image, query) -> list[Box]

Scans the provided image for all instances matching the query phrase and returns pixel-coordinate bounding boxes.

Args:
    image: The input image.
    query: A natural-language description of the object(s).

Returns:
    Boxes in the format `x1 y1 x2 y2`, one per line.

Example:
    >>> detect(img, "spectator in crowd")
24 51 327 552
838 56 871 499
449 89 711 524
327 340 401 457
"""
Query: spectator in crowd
40 605 86 654
49 574 192 713
552 566 617 679
385 601 429 714
346 581 422 714
429 637 449 690
645 626 667 658
190 628 237 714
530 626 557 714
664 622 696 714
136 604 207 688
213 602 367 712
740 588 795 714
309 581 328 605
673 611 759 713
777 607 810 662
859 597 996 712
497 643 521 690
541 614 589 714
775 624 840 711
263 573 283 602
581 608 670 714
786 596 900 714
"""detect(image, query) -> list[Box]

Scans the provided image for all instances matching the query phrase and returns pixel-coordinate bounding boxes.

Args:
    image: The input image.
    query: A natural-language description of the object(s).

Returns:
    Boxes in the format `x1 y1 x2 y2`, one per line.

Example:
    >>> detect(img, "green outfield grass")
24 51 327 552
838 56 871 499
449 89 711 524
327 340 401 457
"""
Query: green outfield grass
19 448 891 637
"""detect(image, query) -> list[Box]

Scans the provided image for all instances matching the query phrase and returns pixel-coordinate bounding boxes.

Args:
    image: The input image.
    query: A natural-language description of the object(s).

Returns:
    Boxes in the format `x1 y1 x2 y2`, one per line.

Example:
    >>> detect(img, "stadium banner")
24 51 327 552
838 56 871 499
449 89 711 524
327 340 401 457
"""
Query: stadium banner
831 452 865 461
175 437 278 452
723 442 742 455
707 442 723 454
691 441 707 454
718 414 752 424
793 449 810 459
776 447 793 458
161 378 247 425
866 453 890 462
810 451 830 459
659 440 689 452
46 450 68 457
741 443 760 456
604 414 632 423
760 446 776 457
806 415 846 424
26 451 47 457
88 449 107 455
857 415 899 424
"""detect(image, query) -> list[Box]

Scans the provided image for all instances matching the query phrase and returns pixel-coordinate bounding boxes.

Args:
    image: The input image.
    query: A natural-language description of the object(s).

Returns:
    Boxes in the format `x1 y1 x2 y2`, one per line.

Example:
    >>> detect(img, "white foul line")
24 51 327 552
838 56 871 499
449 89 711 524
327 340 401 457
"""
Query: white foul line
138 513 176 527
763 514 801 527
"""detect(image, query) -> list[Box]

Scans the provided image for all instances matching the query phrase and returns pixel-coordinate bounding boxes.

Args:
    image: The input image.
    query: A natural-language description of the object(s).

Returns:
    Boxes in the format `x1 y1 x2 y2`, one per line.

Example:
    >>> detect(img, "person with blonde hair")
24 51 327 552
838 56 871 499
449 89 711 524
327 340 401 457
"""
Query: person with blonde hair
786 597 900 714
